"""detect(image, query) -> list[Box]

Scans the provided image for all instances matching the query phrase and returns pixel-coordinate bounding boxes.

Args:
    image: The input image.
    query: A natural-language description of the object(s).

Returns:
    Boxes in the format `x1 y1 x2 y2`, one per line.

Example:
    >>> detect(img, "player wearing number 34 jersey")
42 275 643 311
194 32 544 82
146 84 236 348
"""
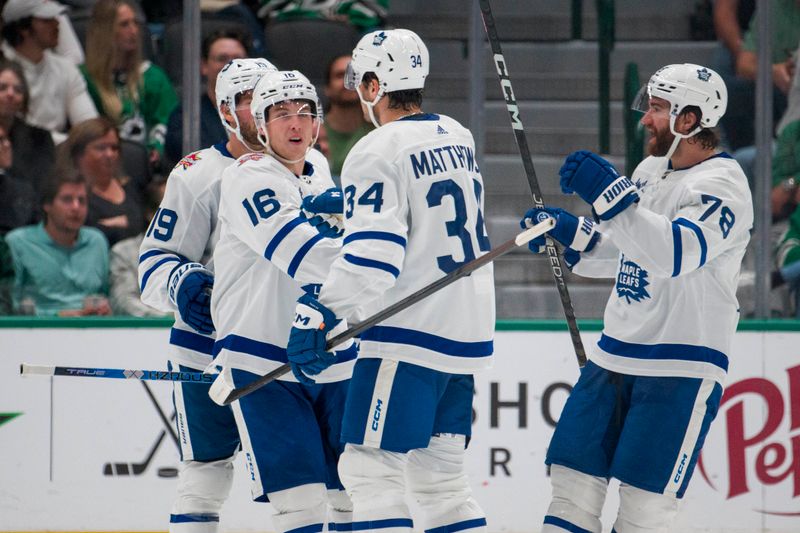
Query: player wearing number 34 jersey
287 29 494 533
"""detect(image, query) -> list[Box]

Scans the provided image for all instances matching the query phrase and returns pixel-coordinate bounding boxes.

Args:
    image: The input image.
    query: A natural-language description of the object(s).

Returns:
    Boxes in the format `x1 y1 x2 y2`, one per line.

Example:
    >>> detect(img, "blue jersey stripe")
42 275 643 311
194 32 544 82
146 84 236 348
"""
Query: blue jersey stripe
598 334 728 372
170 328 215 355
288 232 327 278
213 334 357 364
674 217 708 268
425 517 487 533
264 216 306 260
344 231 407 248
284 523 324 533
213 334 287 362
138 248 188 264
344 253 400 278
360 325 493 357
350 518 415 531
543 515 593 533
140 256 182 291
170 513 220 524
671 222 683 277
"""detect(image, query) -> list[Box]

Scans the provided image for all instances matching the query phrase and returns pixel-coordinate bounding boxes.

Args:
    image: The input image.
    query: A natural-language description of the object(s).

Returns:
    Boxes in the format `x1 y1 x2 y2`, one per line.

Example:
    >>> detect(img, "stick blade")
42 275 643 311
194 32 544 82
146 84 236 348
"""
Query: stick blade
20 363 55 377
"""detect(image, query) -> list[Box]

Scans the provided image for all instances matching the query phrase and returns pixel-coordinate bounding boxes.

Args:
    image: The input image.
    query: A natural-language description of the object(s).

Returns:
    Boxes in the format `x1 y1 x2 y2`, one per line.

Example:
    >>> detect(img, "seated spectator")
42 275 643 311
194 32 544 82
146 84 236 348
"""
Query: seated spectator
0 235 13 314
734 0 800 183
0 59 57 194
109 176 168 316
323 53 373 179
81 0 178 168
0 0 99 144
164 27 250 167
258 0 388 32
5 172 111 316
58 117 144 246
712 0 756 151
0 124 39 233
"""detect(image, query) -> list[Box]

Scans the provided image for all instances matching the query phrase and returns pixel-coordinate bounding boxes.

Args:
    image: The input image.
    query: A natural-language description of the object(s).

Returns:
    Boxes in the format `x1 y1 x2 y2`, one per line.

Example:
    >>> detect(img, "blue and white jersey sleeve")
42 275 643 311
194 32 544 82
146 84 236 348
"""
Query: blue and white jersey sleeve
139 150 220 312
219 155 341 284
601 160 753 279
571 233 620 278
318 151 407 319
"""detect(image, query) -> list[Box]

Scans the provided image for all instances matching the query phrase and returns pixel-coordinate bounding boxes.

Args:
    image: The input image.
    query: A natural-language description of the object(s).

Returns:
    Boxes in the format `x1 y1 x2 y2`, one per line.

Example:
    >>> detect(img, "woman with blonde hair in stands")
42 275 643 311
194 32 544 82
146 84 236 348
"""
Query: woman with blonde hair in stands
57 117 144 247
81 0 178 169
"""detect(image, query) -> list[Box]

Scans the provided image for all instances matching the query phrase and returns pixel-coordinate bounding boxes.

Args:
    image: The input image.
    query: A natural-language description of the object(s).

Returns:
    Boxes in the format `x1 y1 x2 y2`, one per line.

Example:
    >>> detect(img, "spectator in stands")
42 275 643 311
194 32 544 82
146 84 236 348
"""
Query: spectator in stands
0 0 99 144
164 27 250 168
81 0 178 169
258 0 388 32
58 117 144 246
0 125 39 233
322 53 373 180
0 59 57 195
0 120 39 316
734 0 800 183
712 0 756 151
5 172 111 316
109 175 168 316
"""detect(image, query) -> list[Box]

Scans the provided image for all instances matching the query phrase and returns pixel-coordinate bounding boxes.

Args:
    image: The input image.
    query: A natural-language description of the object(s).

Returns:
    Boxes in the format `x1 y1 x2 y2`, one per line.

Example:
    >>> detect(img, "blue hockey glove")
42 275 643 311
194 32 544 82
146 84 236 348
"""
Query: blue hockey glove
305 214 344 238
559 150 639 221
302 188 344 215
520 207 599 254
168 262 215 334
287 293 344 385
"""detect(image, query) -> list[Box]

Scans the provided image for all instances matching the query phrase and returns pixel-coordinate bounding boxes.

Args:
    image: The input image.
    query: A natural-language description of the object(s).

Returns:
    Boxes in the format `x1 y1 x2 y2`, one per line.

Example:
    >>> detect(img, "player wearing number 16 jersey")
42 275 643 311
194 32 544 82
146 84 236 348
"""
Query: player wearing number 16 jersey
286 29 494 533
138 58 277 533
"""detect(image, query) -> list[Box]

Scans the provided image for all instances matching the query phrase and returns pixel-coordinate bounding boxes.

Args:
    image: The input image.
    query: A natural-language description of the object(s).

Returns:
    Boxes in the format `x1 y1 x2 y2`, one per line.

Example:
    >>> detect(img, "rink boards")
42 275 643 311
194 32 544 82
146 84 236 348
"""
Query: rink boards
0 319 798 532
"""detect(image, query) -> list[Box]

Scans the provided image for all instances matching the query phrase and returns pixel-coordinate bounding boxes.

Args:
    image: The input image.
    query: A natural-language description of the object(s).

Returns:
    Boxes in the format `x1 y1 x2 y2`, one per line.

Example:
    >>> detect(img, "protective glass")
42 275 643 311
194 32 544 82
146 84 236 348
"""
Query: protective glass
630 84 651 114
265 100 319 124
344 61 362 91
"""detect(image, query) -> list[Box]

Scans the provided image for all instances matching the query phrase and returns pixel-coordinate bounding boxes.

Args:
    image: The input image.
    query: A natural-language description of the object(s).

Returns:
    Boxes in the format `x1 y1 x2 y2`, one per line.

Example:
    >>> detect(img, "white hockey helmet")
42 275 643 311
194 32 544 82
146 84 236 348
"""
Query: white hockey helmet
634 63 727 136
250 69 322 160
344 28 429 93
215 57 277 144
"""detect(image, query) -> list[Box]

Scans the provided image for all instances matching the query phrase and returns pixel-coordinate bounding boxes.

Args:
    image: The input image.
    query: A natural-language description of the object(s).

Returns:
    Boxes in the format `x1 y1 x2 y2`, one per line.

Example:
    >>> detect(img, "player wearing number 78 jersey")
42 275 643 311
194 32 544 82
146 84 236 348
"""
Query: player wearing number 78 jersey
521 64 754 532
287 29 494 533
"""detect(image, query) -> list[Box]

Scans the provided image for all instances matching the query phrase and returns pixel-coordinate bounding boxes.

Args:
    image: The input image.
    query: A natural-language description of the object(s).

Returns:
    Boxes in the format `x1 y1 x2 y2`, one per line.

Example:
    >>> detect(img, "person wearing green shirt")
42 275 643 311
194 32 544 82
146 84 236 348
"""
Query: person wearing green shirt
323 54 373 178
259 0 389 32
81 0 178 167
5 173 110 316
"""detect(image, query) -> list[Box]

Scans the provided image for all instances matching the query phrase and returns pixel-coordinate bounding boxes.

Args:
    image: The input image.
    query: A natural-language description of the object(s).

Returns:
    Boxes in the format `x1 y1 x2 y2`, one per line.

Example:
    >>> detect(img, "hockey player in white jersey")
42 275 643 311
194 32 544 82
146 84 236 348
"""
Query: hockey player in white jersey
138 57 276 533
520 64 753 532
286 29 494 533
209 69 354 533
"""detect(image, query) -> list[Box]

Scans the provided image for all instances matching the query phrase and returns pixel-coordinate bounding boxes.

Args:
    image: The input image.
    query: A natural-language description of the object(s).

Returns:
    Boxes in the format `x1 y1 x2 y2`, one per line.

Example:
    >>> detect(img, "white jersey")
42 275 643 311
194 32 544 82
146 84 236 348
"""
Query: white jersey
138 142 233 369
211 150 353 382
575 153 753 384
318 113 495 374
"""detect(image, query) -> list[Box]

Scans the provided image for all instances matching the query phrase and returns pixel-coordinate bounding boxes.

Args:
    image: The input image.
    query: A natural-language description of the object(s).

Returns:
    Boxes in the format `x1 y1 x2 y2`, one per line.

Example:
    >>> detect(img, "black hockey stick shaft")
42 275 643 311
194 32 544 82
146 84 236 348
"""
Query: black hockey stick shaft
103 429 167 476
220 219 555 404
140 381 180 447
478 0 586 367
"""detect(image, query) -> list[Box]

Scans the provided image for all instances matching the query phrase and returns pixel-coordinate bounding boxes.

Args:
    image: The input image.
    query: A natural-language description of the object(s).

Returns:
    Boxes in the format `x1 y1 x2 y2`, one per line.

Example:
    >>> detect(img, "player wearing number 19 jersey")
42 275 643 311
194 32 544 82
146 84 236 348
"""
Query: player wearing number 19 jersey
138 58 277 533
286 29 494 533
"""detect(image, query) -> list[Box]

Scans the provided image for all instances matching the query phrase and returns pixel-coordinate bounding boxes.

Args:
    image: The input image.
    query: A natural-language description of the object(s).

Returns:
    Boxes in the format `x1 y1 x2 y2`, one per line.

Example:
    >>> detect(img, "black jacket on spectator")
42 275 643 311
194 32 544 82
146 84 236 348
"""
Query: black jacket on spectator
0 170 39 233
87 180 145 247
164 94 229 169
10 119 56 195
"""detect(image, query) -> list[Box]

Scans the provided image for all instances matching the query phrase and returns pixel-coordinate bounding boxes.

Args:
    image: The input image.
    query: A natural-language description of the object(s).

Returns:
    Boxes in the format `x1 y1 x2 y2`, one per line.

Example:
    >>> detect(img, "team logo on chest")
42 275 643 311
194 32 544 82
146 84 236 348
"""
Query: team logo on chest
616 255 651 304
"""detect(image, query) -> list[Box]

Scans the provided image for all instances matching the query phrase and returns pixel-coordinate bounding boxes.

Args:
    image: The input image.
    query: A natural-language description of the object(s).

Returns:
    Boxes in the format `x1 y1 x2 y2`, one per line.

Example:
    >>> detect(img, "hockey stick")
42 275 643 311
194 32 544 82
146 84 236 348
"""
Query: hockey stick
478 0 587 367
140 381 180 447
212 218 556 405
20 363 216 383
103 411 177 477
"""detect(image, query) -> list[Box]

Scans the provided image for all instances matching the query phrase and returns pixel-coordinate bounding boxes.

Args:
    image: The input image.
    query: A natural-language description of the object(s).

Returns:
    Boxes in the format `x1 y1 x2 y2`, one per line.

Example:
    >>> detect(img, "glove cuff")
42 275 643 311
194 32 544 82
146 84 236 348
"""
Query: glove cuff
570 216 598 252
168 262 213 307
591 176 638 220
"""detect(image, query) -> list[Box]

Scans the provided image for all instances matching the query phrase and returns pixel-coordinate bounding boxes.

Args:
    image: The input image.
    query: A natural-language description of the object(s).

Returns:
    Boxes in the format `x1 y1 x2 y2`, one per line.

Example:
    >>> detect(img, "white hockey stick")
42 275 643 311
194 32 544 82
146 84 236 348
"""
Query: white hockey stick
210 217 556 406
